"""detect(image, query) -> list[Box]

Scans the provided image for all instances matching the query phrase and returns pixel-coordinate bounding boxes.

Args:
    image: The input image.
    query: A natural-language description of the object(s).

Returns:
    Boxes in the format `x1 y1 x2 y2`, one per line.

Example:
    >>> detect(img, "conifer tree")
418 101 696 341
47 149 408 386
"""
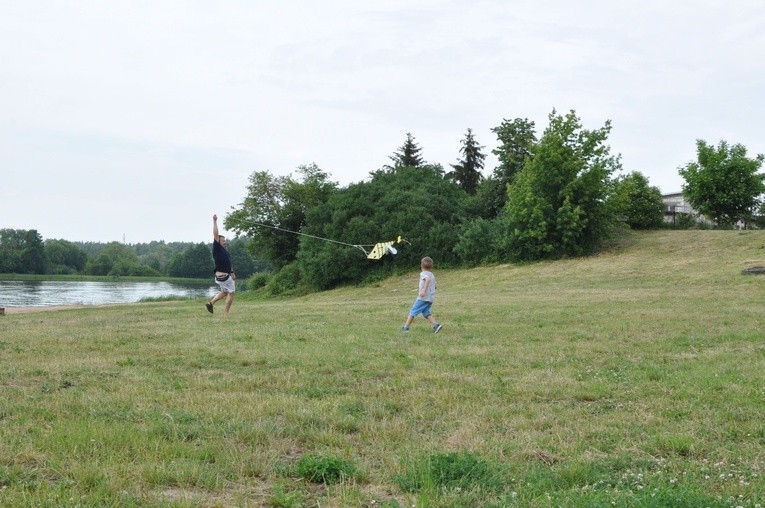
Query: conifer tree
451 128 486 195
386 132 425 169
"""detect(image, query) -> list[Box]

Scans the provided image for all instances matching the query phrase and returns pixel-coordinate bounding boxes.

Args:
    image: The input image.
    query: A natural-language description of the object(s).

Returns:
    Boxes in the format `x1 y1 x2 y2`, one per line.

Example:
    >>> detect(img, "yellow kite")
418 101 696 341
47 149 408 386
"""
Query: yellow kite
366 236 407 260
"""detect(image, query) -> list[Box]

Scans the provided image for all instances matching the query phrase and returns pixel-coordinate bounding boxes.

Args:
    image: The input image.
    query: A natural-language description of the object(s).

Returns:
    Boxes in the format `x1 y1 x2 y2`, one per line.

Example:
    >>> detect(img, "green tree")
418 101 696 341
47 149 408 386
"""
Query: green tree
45 239 88 274
226 170 285 264
134 241 184 274
462 177 506 220
454 217 506 266
610 172 665 229
298 165 464 290
74 242 106 257
386 132 425 170
226 164 337 269
85 242 139 276
489 117 537 211
24 230 46 274
226 237 269 279
0 229 46 274
450 128 486 195
678 139 765 227
167 243 212 279
504 110 620 260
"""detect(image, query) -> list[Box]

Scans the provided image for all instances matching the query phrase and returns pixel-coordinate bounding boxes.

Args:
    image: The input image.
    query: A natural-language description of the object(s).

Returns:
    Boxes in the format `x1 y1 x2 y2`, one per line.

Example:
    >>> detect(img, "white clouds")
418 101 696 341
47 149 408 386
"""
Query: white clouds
1 0 763 242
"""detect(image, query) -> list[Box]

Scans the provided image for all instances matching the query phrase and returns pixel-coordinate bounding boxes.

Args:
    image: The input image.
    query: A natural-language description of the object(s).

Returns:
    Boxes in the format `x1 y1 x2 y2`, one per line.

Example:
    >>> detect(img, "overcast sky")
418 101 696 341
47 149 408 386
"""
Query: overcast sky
2 1 763 244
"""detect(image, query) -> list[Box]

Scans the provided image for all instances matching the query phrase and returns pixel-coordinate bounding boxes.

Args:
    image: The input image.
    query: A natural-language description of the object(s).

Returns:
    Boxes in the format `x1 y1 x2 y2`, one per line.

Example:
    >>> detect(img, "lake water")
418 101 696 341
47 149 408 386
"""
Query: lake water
0 280 219 308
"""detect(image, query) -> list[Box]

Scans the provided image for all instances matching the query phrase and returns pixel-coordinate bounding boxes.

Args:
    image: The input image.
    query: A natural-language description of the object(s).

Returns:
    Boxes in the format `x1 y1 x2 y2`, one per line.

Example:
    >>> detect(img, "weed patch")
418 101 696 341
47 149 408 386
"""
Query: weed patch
395 451 505 494
296 454 358 484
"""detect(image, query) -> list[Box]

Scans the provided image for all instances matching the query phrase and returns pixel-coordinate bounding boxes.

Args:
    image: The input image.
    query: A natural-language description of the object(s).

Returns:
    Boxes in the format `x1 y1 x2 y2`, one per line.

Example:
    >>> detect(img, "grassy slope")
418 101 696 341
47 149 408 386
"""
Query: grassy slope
1 230 764 507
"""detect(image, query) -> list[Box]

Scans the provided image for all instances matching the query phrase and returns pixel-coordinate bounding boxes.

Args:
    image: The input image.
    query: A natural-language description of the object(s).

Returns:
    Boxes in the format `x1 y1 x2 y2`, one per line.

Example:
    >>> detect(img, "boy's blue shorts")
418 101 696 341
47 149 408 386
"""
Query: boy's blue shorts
409 299 432 318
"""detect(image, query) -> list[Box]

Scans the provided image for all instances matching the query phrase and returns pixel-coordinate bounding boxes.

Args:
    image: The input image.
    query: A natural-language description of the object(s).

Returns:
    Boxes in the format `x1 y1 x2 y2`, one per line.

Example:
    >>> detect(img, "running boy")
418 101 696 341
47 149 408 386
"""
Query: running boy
401 256 442 333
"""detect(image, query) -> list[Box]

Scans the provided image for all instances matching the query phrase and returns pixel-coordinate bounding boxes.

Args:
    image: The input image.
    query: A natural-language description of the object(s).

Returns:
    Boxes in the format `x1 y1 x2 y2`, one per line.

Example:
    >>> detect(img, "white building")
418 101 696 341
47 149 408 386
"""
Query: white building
662 192 693 224
662 192 715 225
662 192 743 227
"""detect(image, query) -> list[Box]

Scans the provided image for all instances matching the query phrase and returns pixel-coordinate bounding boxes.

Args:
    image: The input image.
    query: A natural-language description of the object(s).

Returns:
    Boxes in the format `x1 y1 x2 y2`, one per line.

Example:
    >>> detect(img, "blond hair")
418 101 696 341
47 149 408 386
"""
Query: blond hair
421 256 433 270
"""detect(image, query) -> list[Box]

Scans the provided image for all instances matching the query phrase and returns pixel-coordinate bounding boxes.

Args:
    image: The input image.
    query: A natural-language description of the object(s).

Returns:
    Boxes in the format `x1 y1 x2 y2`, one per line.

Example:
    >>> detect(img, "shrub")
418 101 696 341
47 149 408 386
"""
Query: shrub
296 454 357 484
610 171 664 229
395 451 503 493
267 263 303 295
247 272 270 290
454 218 505 266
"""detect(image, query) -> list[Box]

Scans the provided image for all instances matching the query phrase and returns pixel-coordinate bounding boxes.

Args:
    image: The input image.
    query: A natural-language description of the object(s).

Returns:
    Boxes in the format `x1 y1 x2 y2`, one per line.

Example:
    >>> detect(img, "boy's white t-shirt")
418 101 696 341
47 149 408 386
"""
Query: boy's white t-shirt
419 270 436 302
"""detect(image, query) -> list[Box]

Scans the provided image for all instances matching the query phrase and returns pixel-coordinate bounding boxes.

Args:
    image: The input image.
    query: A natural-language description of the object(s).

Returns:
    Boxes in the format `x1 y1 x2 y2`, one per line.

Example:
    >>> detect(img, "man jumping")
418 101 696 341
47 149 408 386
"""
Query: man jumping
206 214 235 314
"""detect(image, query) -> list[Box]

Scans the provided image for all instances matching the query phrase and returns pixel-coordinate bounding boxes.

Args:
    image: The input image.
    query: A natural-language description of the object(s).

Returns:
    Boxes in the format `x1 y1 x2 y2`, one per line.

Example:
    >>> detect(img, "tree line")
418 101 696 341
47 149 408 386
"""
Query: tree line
226 109 764 294
4 109 763 291
0 233 268 280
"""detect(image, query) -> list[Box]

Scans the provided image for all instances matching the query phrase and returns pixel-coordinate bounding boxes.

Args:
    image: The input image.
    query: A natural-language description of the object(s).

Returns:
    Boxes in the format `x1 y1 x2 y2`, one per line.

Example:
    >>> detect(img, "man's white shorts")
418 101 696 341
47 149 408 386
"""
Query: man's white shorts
215 275 236 293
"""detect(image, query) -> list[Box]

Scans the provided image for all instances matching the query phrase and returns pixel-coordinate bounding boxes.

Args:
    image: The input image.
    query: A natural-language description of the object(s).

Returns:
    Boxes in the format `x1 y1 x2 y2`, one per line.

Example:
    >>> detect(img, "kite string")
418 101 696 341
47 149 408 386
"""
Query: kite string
230 218 374 253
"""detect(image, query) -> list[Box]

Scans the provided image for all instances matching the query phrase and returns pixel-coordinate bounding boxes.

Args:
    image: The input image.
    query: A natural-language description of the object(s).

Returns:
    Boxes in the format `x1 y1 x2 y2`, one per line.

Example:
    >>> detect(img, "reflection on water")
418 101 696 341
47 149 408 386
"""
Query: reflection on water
0 280 218 308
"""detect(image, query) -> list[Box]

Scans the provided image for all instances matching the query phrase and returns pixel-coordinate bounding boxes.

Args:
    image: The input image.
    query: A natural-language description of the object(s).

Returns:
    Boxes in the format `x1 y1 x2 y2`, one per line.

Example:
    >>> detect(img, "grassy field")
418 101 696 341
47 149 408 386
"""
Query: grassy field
1 230 764 507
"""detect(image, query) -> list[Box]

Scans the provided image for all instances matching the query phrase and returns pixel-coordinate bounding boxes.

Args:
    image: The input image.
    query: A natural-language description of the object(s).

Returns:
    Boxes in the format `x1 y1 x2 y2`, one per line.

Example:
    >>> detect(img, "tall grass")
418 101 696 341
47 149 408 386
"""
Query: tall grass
1 230 764 506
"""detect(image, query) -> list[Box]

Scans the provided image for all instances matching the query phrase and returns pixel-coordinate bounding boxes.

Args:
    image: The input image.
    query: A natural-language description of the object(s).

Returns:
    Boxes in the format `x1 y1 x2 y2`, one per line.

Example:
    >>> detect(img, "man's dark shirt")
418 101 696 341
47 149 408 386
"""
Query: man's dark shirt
212 240 232 273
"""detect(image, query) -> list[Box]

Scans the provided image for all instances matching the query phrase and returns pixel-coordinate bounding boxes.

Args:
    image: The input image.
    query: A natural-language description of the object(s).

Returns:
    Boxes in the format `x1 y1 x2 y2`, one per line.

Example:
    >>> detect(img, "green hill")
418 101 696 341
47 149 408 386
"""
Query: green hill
2 230 764 507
